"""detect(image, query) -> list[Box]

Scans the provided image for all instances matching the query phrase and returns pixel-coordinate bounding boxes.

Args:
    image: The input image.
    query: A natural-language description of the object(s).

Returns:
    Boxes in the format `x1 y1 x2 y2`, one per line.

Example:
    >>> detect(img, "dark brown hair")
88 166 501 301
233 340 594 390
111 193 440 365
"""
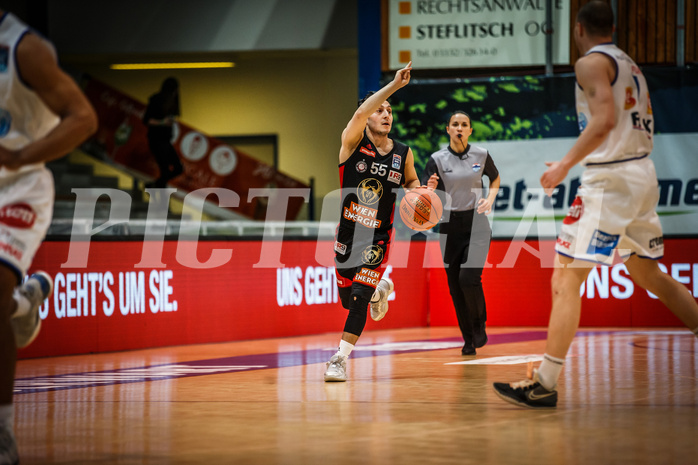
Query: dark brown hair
448 110 471 126
577 1 614 37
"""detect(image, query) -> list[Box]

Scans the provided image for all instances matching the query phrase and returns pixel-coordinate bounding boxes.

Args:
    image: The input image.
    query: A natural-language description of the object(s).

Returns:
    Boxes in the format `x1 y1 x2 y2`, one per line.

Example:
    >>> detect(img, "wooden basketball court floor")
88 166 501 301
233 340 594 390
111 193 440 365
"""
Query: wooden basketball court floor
13 326 698 464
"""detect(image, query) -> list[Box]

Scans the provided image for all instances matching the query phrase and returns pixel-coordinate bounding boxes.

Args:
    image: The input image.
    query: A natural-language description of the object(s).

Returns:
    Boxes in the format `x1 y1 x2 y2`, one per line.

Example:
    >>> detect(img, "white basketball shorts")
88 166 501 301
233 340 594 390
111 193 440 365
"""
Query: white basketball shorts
0 167 54 281
555 156 664 266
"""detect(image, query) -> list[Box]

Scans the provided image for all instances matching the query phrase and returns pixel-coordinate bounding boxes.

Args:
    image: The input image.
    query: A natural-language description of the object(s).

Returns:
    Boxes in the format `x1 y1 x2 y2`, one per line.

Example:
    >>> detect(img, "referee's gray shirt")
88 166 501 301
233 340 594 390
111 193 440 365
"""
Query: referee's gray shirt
422 144 499 212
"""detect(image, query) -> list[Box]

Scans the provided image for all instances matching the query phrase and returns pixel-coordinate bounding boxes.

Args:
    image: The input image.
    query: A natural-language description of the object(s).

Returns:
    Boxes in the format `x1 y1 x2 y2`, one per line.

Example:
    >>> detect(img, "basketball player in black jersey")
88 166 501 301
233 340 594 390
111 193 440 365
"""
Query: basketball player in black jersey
324 62 422 382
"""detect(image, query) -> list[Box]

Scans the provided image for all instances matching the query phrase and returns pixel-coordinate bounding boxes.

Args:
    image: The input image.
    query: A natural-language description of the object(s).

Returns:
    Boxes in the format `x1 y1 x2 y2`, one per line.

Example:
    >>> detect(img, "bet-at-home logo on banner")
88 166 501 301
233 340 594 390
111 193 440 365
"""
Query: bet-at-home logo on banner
480 134 698 239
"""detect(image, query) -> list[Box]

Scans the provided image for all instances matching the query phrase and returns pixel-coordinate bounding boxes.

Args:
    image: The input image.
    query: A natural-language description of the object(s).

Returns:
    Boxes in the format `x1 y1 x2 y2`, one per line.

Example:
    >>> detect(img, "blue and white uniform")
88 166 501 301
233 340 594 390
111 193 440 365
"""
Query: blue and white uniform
0 12 59 280
557 43 664 265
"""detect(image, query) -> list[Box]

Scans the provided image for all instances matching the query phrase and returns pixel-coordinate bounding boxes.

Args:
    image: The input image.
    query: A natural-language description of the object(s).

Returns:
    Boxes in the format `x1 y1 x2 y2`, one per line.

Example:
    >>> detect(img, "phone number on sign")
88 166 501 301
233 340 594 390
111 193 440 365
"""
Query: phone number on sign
416 47 499 58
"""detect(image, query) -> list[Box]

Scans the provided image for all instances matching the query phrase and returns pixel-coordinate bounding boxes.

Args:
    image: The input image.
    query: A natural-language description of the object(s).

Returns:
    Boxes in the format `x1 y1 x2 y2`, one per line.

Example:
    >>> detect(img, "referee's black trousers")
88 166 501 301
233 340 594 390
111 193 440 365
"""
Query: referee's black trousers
439 210 491 346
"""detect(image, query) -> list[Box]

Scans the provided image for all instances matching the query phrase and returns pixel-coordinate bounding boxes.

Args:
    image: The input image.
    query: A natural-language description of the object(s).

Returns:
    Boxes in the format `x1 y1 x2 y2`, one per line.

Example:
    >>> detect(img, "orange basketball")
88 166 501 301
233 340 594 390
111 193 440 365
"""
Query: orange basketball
399 187 442 231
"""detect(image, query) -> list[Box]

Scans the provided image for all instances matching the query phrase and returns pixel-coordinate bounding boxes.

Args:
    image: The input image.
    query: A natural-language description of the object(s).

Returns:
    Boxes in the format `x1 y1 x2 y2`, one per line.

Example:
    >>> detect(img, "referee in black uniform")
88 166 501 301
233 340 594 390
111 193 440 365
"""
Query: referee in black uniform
424 111 501 355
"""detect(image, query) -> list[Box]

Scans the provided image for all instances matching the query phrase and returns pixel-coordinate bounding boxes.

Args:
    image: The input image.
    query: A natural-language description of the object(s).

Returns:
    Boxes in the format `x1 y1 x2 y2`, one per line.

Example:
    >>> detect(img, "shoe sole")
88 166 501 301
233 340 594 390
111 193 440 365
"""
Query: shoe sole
324 375 347 382
492 386 557 409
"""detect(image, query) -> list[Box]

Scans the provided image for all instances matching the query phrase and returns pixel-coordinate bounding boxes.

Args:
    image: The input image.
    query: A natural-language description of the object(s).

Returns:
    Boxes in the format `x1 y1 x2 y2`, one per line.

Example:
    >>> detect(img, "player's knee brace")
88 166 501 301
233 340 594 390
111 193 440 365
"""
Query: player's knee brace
343 294 370 336
338 286 353 310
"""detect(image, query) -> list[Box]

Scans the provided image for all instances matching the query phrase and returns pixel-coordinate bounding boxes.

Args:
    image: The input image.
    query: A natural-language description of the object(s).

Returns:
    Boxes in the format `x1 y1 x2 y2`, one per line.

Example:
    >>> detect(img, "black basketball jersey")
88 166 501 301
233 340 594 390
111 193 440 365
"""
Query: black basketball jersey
338 132 409 232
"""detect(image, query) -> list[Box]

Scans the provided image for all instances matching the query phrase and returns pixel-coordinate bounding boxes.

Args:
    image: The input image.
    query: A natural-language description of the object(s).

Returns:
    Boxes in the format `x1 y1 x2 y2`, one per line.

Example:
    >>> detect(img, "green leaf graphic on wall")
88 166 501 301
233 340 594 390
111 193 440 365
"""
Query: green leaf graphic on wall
391 74 579 174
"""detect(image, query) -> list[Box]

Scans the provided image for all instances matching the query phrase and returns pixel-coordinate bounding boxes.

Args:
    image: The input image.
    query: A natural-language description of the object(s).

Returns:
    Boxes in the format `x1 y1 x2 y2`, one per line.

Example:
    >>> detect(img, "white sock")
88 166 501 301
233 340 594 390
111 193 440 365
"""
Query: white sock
337 340 354 358
537 354 565 390
0 404 13 429
12 288 30 318
692 326 698 337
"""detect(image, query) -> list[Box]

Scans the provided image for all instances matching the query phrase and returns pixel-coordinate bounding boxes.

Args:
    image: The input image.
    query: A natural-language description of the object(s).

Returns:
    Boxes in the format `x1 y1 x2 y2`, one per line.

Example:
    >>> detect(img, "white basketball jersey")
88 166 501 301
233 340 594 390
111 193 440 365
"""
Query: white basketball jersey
575 43 654 166
0 12 60 177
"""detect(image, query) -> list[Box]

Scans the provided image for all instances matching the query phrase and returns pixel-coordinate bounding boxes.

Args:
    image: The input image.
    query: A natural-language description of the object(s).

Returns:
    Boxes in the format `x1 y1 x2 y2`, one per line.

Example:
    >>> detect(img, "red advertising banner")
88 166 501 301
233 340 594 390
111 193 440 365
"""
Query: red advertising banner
428 239 698 328
81 77 309 220
18 238 696 359
19 240 429 359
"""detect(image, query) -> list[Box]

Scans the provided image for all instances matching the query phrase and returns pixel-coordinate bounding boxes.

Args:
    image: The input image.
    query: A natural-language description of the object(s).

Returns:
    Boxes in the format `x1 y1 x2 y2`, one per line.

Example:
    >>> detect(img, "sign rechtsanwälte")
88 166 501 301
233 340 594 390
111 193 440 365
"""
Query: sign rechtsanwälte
388 0 570 69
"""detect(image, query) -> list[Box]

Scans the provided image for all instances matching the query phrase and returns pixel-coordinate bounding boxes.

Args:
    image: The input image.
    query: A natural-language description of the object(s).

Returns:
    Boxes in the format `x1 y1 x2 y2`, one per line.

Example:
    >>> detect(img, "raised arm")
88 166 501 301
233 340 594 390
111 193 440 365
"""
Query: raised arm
0 33 97 169
339 62 412 163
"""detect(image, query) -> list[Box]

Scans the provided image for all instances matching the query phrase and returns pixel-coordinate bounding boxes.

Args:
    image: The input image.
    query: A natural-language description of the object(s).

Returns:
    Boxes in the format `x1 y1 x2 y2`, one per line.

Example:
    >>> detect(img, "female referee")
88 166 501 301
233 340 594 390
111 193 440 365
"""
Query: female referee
423 111 501 355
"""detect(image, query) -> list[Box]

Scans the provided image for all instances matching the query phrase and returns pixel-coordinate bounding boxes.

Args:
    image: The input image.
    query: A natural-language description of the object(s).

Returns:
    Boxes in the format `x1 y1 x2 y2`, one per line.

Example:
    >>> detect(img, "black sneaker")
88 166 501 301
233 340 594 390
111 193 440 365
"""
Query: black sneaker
461 343 476 356
474 328 488 348
0 426 19 465
493 373 558 409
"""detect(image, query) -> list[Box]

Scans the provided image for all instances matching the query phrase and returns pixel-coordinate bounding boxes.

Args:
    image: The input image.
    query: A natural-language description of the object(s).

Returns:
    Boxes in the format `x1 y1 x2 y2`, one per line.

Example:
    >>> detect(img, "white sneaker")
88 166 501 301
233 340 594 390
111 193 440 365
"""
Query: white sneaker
324 354 348 382
11 271 53 349
370 277 394 321
0 426 18 465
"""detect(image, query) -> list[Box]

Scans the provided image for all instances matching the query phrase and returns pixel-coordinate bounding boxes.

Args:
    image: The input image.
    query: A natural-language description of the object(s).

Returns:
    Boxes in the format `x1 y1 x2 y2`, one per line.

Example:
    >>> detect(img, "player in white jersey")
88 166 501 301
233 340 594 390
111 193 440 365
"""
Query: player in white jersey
493 1 698 409
0 10 97 464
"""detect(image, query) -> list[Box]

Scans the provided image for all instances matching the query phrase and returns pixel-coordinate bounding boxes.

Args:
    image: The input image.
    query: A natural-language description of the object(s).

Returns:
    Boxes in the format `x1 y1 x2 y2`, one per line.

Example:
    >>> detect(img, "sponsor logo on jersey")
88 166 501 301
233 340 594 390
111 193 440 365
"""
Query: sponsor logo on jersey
360 146 376 157
392 154 402 169
0 229 26 261
357 178 383 205
649 236 664 250
624 87 636 109
343 202 381 228
336 273 352 288
556 232 573 250
0 203 36 229
472 163 481 172
632 74 641 96
0 241 23 260
631 111 652 136
563 196 583 225
334 241 347 255
387 170 402 184
354 267 381 288
587 229 620 257
0 46 8 73
578 112 588 132
0 108 11 137
356 160 367 173
361 245 384 265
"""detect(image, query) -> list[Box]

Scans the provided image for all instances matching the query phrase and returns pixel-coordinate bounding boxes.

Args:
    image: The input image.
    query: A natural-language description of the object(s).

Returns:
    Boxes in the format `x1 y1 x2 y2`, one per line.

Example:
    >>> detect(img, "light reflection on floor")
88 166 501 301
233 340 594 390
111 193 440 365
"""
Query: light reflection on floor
12 327 698 465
